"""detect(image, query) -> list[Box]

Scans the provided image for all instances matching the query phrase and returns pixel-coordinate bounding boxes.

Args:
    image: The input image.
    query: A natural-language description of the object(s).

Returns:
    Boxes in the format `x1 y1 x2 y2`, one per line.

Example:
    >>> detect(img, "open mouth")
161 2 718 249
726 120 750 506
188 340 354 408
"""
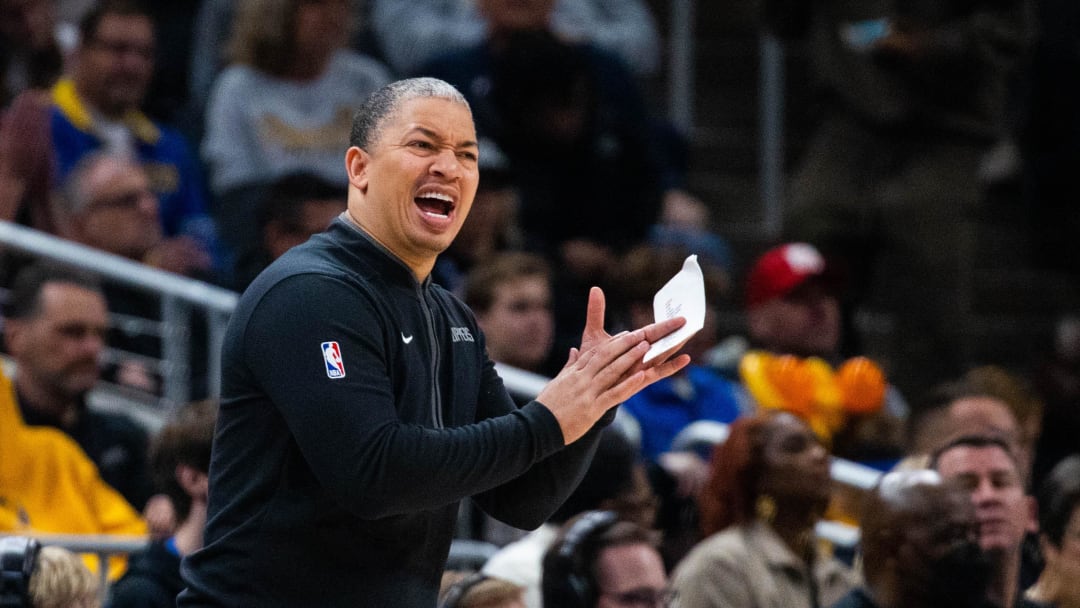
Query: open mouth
415 192 455 219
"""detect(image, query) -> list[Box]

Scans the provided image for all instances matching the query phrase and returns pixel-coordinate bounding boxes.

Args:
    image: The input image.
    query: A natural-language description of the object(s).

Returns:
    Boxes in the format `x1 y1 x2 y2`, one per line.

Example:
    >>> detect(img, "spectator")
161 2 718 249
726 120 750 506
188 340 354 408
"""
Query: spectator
59 152 213 279
1025 455 1080 608
0 0 217 255
541 510 672 608
832 469 993 608
908 379 1031 480
742 242 843 361
0 539 103 608
371 0 662 78
0 368 146 581
931 434 1039 608
762 0 1034 398
234 172 347 290
964 365 1045 483
482 427 656 608
32 546 101 608
671 411 857 608
438 572 526 608
108 400 217 608
202 0 390 275
463 252 557 378
725 242 906 467
2 262 156 511
54 152 218 397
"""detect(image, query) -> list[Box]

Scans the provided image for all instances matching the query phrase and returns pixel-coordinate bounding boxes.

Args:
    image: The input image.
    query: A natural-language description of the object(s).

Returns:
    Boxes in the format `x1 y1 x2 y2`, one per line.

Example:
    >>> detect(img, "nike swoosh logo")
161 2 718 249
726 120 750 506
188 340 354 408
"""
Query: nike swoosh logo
401 333 414 344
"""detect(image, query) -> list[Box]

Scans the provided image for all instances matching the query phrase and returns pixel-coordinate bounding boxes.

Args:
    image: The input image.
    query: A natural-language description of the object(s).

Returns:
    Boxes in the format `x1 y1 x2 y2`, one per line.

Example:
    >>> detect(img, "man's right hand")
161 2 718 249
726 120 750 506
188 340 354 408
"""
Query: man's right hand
536 287 691 444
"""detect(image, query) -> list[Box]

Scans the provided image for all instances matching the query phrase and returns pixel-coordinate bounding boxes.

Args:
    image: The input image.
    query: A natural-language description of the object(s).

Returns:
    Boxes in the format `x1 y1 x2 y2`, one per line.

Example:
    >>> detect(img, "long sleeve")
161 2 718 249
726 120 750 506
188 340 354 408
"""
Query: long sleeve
201 67 261 195
473 394 611 529
238 273 569 520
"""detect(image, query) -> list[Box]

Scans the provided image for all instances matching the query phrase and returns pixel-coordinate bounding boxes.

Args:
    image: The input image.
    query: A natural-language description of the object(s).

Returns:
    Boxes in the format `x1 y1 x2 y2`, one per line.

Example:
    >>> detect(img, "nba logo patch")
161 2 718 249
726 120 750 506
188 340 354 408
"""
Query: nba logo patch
321 341 346 379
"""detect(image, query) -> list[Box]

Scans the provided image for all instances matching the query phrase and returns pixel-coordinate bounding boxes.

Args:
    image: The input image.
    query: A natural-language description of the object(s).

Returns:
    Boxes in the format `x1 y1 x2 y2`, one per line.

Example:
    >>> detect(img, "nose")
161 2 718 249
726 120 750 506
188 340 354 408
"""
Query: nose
429 148 462 179
80 329 105 357
971 477 1001 505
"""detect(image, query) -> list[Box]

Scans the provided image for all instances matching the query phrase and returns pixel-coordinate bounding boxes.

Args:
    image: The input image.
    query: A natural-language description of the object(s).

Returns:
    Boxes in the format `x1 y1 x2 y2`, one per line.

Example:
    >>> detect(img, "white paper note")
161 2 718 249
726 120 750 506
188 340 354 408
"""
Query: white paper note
643 254 706 363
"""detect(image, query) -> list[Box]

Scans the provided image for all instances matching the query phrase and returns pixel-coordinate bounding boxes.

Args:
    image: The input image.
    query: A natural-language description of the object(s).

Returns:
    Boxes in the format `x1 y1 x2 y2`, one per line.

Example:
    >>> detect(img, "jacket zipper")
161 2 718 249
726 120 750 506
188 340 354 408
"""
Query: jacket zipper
417 283 444 428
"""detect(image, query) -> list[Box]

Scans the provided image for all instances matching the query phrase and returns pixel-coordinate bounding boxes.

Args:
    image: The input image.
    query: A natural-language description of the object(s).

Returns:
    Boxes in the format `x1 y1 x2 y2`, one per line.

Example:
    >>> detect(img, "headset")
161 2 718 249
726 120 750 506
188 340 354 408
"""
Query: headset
0 536 40 608
542 510 618 608
438 572 490 608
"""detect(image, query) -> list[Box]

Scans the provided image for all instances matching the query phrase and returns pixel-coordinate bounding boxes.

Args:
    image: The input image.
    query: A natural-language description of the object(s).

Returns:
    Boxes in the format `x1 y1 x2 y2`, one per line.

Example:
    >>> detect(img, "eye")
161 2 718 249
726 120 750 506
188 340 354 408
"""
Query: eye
408 140 434 151
457 150 478 162
956 475 979 491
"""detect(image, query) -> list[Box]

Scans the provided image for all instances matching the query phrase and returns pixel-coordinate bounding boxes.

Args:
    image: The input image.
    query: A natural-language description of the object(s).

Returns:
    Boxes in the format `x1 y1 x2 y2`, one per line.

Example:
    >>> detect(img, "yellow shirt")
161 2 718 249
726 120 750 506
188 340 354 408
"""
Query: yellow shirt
0 367 147 579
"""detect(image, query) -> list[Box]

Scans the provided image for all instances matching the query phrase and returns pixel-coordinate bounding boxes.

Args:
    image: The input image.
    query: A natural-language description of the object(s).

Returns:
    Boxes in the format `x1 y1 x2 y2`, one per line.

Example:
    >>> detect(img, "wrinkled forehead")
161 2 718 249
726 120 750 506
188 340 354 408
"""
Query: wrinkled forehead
366 98 476 162
382 95 473 133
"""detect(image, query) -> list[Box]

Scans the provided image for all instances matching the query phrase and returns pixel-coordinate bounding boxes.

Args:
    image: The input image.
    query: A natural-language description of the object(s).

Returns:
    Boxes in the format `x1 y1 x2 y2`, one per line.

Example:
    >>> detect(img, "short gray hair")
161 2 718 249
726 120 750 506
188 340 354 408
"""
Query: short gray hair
59 151 120 215
349 77 470 150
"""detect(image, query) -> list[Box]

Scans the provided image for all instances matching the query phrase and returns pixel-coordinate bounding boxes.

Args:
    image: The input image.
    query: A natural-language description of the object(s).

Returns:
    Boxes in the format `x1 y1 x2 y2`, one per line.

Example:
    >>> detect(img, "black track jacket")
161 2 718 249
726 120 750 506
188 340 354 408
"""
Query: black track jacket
178 218 604 607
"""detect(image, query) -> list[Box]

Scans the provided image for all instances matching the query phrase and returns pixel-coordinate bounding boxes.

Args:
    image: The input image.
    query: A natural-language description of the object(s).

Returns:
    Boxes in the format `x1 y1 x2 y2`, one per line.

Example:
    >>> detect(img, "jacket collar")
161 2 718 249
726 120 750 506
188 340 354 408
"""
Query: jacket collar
330 216 431 290
51 78 160 144
743 520 809 573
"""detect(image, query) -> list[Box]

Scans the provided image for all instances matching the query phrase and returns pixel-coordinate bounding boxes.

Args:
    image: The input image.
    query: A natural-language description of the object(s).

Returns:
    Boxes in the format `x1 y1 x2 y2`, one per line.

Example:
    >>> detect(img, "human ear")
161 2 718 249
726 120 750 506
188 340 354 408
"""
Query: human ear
345 146 370 193
3 321 26 357
1025 495 1038 534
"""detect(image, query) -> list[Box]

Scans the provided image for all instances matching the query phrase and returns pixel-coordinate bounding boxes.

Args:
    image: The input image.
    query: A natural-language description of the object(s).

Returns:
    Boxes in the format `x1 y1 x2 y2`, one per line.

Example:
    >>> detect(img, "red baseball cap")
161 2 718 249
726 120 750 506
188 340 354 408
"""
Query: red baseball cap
745 242 828 308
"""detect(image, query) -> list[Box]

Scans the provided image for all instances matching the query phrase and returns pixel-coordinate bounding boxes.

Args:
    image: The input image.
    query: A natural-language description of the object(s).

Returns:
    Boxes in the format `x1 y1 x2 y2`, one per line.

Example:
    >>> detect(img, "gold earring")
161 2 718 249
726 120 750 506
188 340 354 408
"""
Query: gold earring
755 494 777 523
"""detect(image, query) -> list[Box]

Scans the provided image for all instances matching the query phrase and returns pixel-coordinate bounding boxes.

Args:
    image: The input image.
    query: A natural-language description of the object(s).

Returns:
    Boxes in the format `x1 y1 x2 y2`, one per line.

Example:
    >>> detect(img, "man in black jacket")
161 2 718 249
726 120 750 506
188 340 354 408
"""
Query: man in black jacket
178 77 689 607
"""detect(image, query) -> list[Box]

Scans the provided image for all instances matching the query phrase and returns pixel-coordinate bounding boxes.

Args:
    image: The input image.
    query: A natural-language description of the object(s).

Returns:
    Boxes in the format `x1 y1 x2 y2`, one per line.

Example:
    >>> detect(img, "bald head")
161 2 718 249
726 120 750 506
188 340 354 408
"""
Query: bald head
859 470 989 608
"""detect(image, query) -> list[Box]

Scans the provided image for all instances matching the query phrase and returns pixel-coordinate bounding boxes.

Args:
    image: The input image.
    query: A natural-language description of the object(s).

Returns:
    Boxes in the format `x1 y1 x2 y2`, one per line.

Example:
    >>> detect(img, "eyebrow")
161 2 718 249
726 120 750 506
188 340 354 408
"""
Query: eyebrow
408 126 478 150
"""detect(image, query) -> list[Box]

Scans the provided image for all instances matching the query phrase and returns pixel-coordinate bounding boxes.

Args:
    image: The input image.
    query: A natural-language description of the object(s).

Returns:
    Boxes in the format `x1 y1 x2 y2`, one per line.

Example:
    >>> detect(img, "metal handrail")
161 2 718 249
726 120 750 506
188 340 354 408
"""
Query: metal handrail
1 532 150 602
668 0 696 133
0 221 238 409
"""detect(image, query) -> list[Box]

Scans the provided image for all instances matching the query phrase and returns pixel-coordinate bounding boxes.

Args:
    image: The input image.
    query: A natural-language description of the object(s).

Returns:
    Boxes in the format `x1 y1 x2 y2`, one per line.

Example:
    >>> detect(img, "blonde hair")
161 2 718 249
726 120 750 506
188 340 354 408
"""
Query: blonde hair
28 546 100 608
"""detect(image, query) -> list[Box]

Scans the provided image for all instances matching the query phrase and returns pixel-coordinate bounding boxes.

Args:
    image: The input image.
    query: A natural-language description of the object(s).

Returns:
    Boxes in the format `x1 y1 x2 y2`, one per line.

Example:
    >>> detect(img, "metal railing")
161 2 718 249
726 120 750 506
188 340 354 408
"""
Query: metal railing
1 532 149 603
3 222 873 556
668 0 696 134
666 0 789 238
0 221 238 411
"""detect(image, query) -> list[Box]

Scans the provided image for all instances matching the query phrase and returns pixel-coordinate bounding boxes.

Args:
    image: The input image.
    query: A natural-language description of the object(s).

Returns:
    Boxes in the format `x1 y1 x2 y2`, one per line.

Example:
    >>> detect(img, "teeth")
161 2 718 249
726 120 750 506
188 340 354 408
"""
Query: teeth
417 192 453 203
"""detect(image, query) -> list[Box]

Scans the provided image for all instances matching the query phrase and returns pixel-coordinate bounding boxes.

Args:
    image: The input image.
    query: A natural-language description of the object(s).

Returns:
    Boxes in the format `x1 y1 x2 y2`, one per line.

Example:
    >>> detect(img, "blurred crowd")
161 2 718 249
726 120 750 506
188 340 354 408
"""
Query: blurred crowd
0 0 1078 607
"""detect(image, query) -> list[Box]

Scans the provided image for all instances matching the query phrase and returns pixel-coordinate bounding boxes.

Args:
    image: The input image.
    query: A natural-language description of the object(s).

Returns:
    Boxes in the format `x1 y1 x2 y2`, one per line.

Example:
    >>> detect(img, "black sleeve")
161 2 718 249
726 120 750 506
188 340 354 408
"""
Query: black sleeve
241 274 568 520
469 353 613 529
